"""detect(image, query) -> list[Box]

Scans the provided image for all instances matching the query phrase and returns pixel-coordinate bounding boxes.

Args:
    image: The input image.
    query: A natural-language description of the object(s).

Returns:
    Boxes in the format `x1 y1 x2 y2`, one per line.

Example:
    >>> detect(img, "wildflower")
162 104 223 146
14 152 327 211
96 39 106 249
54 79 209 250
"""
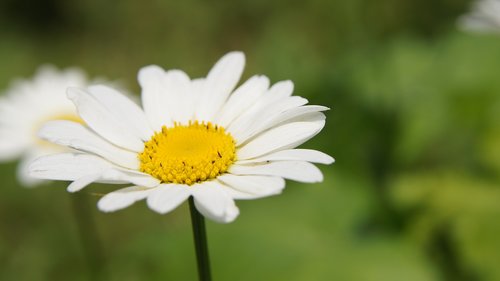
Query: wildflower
29 52 333 223
0 66 88 186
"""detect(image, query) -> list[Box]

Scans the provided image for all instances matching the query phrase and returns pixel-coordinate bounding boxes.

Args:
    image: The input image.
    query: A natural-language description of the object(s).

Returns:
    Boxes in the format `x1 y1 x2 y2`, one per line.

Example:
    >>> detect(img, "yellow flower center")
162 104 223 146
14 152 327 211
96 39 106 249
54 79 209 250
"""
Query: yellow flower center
139 121 236 185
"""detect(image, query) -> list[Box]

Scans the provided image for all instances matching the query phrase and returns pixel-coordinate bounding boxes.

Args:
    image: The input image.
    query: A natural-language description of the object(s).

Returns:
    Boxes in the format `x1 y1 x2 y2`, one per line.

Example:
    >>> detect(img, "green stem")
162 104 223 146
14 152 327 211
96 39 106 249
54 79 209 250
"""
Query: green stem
70 192 106 281
189 197 212 281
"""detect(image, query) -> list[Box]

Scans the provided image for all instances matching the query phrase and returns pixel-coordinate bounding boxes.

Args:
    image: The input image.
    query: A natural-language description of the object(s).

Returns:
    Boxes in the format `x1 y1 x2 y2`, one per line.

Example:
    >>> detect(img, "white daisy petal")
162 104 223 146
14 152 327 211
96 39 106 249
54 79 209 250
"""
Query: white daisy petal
191 182 240 223
67 173 101 193
282 111 326 123
239 105 330 143
29 153 114 181
229 96 309 142
138 65 173 130
139 68 194 128
271 105 329 124
190 78 206 93
217 183 258 200
29 153 159 188
38 120 139 169
229 161 324 183
163 70 193 124
146 184 191 214
215 75 270 127
87 85 153 141
98 186 155 212
226 80 296 135
263 80 294 100
221 199 240 223
217 174 285 199
188 78 205 113
237 149 335 165
236 120 326 159
140 67 194 128
196 52 245 122
101 169 160 188
268 80 294 98
67 87 144 152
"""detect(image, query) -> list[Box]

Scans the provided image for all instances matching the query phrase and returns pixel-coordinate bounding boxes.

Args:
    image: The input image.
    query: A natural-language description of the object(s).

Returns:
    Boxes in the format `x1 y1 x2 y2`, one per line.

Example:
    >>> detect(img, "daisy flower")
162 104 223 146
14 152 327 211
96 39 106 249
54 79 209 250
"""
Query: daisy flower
29 52 333 223
458 0 500 33
0 66 89 186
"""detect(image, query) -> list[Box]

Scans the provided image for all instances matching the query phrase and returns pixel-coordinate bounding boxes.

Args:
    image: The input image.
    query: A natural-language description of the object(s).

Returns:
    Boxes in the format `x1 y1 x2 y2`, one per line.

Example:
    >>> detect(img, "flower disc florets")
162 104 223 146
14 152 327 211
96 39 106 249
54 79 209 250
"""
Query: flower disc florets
139 121 236 185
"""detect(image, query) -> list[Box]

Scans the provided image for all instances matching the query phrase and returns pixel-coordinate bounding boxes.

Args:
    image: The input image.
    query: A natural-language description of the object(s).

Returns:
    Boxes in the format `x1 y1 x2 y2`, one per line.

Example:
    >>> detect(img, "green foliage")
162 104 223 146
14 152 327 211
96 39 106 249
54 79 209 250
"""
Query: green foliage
1 0 499 280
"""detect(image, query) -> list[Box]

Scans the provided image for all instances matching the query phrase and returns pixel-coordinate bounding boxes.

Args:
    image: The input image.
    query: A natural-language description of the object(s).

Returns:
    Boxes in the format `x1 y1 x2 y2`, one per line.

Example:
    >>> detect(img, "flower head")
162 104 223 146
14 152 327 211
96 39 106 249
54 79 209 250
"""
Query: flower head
29 52 334 223
458 0 500 33
0 66 88 186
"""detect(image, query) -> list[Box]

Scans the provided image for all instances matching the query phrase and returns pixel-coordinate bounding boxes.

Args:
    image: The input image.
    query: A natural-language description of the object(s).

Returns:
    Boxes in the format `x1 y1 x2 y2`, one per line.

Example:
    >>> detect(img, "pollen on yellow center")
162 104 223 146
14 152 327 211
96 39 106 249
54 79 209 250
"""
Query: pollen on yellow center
139 121 236 185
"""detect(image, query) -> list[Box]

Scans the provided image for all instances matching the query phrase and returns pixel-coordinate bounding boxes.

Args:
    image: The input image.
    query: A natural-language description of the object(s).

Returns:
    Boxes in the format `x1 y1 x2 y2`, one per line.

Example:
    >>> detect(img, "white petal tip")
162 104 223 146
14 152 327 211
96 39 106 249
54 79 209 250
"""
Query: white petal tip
281 80 294 88
66 174 100 193
212 51 246 74
309 167 325 183
97 203 118 213
314 173 324 183
67 187 80 193
97 196 127 213
218 208 240 224
221 201 240 223
272 189 284 196
96 186 152 213
221 214 239 223
146 199 172 215
325 156 335 165
146 185 191 215
225 51 245 60
138 65 164 84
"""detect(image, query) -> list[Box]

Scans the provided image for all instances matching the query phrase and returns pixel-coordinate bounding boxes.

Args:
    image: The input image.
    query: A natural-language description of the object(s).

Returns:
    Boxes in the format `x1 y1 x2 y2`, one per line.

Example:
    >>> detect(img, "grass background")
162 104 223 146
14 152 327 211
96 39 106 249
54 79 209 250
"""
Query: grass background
1 0 500 280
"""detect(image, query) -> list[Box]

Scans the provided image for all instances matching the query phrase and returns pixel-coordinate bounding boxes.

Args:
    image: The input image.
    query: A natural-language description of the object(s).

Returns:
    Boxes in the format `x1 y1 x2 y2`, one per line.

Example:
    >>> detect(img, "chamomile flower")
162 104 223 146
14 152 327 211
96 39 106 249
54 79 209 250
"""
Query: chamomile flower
29 52 333 223
458 0 500 33
0 66 88 186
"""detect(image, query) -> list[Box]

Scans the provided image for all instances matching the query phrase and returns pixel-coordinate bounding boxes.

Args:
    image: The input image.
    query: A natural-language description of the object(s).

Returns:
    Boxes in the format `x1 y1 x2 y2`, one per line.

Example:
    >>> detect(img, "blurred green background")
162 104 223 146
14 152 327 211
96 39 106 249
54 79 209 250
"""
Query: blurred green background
1 0 500 280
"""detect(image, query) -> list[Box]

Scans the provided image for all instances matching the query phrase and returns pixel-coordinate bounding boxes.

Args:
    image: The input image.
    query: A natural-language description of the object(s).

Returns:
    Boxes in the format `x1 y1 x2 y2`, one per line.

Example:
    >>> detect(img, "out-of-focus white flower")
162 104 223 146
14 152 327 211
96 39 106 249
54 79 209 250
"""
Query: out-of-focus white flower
458 0 500 33
0 66 88 186
29 52 334 223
